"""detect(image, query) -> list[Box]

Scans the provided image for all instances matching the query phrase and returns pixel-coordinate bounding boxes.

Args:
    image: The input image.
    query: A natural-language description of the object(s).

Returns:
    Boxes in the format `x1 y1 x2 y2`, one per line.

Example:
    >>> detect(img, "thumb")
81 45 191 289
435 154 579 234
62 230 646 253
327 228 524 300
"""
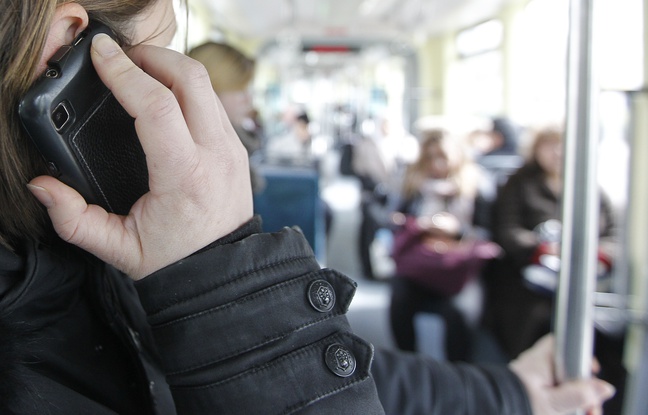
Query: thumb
27 176 136 268
547 379 615 414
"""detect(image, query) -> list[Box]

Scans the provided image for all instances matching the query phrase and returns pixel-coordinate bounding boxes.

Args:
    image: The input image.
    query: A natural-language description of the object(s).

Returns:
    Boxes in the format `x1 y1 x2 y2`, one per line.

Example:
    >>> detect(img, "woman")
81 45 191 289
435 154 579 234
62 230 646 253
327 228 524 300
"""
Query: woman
487 125 626 413
187 42 265 192
488 126 616 357
0 1 614 414
398 128 481 231
389 129 499 361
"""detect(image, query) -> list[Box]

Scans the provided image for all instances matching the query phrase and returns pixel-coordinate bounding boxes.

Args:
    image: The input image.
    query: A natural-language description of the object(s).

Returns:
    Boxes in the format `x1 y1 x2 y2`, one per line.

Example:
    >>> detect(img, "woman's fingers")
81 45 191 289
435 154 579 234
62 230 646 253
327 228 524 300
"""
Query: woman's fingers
29 37 253 278
546 379 615 415
127 44 231 148
90 34 195 186
27 176 139 271
510 334 616 415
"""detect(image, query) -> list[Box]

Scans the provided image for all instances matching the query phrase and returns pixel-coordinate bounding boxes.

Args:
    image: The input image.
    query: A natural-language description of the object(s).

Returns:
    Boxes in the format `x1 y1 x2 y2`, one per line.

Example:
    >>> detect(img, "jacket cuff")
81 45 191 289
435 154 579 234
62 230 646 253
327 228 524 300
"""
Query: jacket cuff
134 227 383 414
194 215 262 251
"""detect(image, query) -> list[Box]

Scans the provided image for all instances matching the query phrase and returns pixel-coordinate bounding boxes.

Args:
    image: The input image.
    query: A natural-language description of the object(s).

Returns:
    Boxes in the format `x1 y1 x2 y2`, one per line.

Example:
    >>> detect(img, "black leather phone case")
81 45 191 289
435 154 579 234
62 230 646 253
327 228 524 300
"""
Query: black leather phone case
68 90 148 214
18 21 148 215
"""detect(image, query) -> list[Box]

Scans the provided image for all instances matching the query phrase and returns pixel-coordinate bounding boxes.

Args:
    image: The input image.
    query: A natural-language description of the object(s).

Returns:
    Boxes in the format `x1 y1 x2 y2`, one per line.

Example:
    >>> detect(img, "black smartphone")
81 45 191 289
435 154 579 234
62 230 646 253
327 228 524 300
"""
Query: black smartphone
18 21 149 215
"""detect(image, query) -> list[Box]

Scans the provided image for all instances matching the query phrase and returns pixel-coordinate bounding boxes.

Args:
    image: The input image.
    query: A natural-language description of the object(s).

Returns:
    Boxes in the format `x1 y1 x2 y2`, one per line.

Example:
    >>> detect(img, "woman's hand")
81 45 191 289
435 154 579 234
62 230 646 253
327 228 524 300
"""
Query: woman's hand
28 34 253 279
509 335 616 415
416 212 461 239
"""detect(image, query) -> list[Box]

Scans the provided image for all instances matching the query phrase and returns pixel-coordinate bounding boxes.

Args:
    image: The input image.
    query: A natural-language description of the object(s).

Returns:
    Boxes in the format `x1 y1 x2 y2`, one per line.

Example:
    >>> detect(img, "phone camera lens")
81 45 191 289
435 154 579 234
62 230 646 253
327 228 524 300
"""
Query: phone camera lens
45 68 59 79
51 102 71 131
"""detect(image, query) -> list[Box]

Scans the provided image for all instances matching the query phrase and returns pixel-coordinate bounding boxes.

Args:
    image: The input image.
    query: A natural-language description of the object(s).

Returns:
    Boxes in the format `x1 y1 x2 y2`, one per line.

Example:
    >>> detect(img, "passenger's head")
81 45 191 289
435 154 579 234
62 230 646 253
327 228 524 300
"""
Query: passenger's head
187 42 255 93
294 111 311 143
490 116 519 154
187 42 255 125
0 0 177 248
417 129 464 180
529 126 562 177
402 129 471 200
469 116 519 157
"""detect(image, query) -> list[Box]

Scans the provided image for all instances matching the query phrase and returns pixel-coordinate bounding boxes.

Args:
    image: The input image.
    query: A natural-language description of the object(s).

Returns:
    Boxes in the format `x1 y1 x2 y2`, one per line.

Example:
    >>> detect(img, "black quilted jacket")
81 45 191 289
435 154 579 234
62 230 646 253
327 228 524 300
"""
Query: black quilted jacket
0 217 530 414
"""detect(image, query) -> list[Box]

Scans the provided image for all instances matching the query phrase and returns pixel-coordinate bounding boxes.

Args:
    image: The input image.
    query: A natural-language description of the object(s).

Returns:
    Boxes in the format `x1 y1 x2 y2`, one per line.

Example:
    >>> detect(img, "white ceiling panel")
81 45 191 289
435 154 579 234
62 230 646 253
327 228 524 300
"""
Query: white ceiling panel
190 0 514 43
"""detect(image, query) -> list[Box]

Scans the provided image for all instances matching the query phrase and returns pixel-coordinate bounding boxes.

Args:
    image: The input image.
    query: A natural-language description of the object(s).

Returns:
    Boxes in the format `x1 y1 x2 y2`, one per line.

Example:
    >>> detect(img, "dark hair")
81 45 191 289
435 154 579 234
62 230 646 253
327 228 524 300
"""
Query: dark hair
296 112 310 125
490 116 519 153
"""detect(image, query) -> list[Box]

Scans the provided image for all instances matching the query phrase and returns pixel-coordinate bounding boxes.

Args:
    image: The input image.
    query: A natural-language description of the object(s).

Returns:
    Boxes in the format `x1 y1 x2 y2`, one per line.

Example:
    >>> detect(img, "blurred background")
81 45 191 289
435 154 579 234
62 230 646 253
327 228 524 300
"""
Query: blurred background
176 1 646 413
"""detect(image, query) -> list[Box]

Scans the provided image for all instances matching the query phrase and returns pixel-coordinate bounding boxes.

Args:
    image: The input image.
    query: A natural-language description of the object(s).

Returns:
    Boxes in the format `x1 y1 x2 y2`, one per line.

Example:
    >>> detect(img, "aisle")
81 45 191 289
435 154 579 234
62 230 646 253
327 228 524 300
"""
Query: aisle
321 174 397 351
320 161 508 362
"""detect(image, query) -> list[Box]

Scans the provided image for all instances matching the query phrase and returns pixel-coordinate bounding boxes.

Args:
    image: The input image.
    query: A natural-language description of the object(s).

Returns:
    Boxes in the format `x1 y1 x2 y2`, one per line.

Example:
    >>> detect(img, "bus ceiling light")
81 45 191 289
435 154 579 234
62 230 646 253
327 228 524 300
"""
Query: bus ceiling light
359 0 399 17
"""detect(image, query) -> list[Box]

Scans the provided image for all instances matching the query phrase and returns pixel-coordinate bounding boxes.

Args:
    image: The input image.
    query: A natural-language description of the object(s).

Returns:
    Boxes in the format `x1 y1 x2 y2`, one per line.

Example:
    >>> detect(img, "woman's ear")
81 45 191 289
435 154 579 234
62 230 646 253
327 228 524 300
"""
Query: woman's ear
37 3 89 74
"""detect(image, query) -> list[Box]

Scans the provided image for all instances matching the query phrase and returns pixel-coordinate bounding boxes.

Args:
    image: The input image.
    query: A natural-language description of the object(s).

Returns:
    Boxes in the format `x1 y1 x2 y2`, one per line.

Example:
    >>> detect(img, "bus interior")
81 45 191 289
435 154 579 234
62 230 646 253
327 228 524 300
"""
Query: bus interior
181 1 647 413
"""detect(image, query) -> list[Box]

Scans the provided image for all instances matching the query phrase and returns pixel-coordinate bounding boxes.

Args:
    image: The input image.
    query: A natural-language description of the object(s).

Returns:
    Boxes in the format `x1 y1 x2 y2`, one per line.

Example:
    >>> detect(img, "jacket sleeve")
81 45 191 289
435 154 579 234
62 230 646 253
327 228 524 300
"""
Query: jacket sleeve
371 349 532 415
134 223 385 415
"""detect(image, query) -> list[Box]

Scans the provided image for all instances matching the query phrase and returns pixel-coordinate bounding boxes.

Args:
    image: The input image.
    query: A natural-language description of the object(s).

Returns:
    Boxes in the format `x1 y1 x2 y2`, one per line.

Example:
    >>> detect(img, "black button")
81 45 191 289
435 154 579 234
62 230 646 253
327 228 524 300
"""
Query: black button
325 343 356 378
308 280 336 312
47 161 61 177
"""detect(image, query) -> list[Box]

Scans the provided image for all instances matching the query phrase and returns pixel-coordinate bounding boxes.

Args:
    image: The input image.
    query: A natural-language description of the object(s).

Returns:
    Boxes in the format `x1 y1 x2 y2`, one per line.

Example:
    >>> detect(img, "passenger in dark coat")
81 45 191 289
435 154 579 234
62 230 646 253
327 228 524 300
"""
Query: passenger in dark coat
488 126 616 357
486 125 625 414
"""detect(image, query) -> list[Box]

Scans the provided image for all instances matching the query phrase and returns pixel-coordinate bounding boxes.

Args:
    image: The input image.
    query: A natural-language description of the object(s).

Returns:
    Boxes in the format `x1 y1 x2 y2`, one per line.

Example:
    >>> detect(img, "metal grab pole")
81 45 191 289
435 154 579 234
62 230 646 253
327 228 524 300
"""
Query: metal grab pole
623 89 648 415
554 0 599 406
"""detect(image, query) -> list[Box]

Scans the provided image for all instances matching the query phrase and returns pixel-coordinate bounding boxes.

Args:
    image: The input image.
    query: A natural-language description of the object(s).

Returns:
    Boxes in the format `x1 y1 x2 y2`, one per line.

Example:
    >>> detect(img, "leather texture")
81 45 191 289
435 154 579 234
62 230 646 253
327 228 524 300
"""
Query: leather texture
70 91 149 214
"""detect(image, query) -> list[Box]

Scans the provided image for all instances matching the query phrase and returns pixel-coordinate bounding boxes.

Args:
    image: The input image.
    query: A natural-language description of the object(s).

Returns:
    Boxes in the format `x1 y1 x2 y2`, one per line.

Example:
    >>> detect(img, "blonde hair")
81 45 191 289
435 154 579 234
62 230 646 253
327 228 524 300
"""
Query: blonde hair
401 129 478 201
0 0 162 249
187 42 255 93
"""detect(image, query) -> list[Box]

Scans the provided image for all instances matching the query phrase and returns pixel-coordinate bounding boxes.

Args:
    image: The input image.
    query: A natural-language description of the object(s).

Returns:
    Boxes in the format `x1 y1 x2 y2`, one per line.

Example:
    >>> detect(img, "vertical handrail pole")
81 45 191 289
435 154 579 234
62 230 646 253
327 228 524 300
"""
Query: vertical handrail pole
624 2 648 412
623 90 648 415
554 0 599 409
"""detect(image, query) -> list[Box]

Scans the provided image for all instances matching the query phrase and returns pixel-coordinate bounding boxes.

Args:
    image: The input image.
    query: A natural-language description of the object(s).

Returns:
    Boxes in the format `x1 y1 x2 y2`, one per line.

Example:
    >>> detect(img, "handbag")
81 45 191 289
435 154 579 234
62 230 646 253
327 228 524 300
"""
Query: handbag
392 215 500 296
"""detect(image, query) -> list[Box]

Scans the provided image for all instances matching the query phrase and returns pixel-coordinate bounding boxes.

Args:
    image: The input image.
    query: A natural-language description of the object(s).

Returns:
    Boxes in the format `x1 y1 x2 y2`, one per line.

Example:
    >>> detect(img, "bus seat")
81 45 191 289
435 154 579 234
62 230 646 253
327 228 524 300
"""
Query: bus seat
253 165 326 263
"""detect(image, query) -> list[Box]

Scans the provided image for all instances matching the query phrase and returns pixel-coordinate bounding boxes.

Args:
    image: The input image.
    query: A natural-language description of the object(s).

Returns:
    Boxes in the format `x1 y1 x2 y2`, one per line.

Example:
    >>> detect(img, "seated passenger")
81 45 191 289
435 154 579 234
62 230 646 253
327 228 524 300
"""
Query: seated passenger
352 116 418 280
468 116 524 235
486 125 626 413
187 41 266 193
472 116 524 184
389 128 500 361
265 110 319 168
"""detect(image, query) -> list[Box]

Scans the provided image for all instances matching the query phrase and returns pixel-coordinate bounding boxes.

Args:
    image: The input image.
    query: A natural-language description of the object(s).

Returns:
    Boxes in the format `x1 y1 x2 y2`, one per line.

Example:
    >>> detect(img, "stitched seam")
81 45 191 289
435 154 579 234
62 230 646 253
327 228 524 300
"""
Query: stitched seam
171 334 369 390
281 378 366 415
69 91 114 211
162 274 352 376
154 269 354 328
281 335 371 414
155 272 319 328
164 319 326 376
147 255 313 317
335 270 356 313
171 336 371 415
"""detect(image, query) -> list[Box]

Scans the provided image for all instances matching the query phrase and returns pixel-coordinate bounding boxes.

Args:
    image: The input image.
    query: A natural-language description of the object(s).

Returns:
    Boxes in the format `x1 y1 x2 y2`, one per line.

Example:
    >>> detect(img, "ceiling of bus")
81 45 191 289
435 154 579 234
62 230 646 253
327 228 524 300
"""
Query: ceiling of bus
190 0 513 44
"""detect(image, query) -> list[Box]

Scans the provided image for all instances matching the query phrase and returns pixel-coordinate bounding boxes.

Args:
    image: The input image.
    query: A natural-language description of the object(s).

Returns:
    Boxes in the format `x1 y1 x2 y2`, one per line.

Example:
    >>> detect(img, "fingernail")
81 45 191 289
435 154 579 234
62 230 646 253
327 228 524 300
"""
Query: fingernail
26 184 54 208
92 33 120 58
594 381 616 399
